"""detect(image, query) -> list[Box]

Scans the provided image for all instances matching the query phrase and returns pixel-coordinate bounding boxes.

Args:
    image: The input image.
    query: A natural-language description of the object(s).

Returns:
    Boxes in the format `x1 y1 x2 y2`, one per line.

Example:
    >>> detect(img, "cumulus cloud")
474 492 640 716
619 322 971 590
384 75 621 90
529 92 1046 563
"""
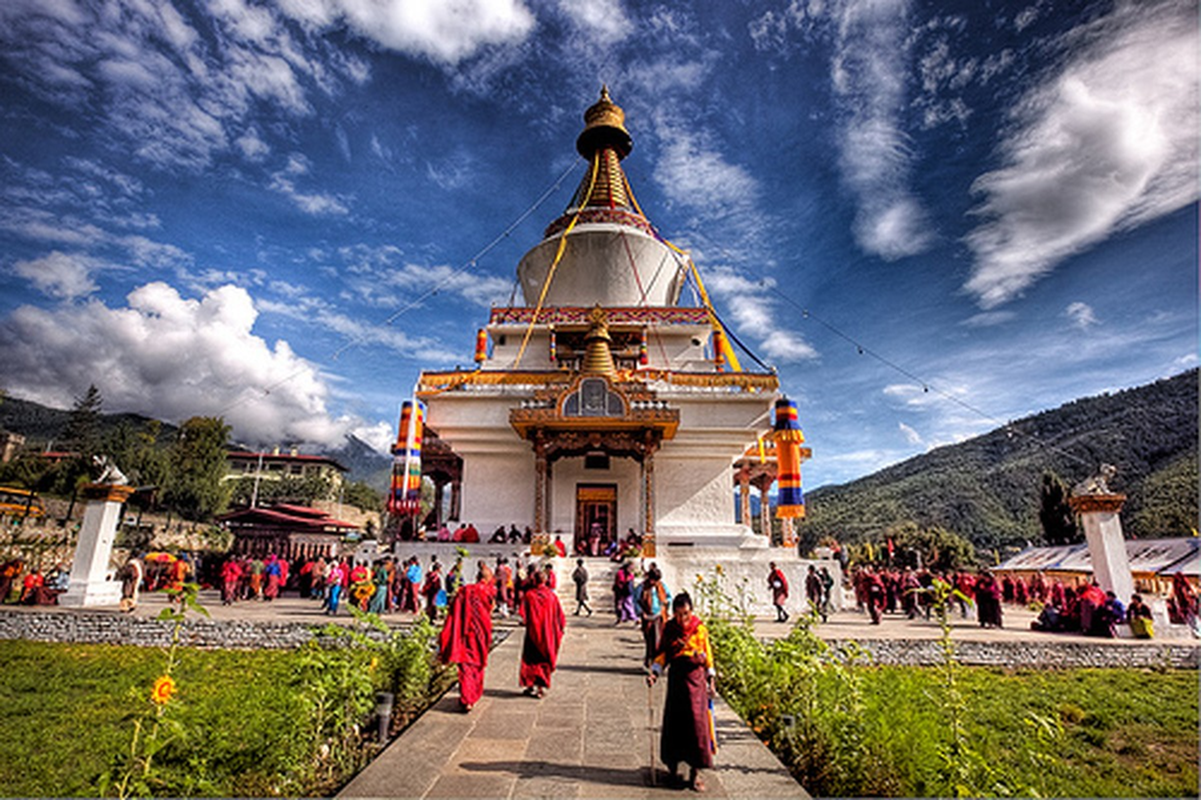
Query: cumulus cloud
13 251 99 301
1065 301 1098 329
964 0 1199 308
0 281 389 449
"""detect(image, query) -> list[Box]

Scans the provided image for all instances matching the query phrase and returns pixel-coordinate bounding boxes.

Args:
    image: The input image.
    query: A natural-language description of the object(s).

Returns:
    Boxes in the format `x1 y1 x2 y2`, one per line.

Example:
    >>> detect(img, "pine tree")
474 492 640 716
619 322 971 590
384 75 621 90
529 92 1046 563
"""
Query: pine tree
1038 471 1080 545
63 384 103 459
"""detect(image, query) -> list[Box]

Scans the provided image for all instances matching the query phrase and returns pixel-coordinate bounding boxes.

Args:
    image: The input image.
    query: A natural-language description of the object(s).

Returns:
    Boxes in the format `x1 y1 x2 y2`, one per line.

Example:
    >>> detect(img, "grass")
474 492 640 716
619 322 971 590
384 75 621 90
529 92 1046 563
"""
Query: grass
857 666 1199 797
0 640 310 796
1 638 1196 797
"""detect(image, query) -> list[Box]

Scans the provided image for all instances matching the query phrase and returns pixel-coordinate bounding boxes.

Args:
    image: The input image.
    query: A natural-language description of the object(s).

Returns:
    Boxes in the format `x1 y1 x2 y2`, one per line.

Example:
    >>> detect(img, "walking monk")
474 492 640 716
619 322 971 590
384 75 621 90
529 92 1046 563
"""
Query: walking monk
438 562 496 712
519 568 566 698
648 591 716 792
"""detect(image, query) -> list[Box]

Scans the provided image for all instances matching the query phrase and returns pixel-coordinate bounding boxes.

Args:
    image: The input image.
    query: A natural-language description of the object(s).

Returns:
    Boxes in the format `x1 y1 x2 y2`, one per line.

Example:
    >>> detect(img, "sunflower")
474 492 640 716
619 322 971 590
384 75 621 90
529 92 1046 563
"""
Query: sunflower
151 675 176 705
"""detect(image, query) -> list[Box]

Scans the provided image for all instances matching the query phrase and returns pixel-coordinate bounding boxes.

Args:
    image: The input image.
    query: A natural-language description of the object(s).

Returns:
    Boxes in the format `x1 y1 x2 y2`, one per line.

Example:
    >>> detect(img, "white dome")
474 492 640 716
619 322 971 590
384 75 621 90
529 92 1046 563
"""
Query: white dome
517 223 685 307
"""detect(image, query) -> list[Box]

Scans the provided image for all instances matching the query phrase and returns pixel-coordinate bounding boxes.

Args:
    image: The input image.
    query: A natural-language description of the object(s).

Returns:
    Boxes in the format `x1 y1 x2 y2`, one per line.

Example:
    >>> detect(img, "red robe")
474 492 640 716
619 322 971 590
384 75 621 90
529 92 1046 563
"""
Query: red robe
439 582 495 707
519 584 565 689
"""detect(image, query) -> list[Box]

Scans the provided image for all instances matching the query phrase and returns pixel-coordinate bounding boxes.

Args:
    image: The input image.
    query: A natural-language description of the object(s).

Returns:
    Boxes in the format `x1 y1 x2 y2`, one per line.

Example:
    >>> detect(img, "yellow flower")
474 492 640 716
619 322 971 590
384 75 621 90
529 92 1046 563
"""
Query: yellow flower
715 564 724 575
151 675 176 705
369 656 379 672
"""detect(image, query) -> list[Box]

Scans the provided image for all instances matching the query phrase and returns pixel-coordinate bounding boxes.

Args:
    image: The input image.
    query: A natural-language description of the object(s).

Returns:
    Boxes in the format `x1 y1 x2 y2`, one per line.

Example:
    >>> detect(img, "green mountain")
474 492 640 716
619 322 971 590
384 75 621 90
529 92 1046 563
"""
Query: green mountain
0 395 177 449
799 370 1198 549
0 395 391 488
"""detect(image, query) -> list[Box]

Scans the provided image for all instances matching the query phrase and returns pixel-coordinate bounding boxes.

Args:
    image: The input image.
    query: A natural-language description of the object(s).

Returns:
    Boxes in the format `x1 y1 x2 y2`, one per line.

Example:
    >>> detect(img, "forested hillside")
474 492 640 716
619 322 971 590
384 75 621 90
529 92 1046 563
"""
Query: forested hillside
0 395 390 488
799 370 1198 549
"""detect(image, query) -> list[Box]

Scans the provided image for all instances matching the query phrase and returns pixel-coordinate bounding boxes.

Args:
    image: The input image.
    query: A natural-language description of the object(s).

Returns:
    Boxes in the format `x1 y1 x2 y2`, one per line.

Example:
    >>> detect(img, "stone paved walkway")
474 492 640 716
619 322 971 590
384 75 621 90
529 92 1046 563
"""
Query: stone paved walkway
338 612 806 799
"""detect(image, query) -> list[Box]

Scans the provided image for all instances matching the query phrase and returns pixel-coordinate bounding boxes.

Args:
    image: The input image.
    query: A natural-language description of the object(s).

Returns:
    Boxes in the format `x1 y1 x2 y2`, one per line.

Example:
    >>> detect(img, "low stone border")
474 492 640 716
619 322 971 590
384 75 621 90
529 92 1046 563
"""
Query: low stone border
826 638 1198 669
1 608 1194 668
0 607 431 650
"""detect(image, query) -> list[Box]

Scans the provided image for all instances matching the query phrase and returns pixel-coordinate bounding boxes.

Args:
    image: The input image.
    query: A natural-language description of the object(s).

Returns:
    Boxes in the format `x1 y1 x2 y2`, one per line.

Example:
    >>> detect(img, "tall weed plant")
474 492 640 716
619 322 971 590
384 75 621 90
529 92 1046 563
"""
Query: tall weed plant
695 569 900 796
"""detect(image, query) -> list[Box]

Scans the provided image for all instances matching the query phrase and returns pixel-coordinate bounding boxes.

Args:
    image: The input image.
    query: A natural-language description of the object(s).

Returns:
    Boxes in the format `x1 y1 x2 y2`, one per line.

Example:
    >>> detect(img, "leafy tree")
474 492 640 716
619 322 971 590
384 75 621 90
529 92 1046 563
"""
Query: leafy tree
1038 471 1080 545
228 472 333 508
163 417 232 521
343 480 382 514
883 522 976 572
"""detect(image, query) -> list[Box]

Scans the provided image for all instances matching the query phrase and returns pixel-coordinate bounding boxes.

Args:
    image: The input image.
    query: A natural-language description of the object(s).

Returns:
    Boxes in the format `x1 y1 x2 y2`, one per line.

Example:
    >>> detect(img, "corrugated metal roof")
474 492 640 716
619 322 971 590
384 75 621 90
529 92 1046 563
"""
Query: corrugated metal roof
995 537 1199 577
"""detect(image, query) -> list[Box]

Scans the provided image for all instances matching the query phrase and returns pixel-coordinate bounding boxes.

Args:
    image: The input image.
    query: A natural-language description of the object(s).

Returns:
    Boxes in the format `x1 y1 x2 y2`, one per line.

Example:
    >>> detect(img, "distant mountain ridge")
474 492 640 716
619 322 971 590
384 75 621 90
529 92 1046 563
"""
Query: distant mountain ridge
0 395 392 488
800 370 1198 548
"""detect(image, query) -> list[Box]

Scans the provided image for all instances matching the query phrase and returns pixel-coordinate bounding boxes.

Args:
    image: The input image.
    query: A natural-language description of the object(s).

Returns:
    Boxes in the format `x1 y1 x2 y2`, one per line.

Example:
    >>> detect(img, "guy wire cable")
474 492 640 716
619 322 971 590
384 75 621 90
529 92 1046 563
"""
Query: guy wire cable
218 161 582 418
770 291 1093 469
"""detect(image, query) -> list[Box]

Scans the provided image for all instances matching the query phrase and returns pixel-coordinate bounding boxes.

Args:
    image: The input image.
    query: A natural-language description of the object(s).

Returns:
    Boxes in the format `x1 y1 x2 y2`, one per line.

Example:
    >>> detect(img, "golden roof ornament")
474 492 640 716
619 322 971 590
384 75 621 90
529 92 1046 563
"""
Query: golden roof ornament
577 85 632 159
582 305 617 376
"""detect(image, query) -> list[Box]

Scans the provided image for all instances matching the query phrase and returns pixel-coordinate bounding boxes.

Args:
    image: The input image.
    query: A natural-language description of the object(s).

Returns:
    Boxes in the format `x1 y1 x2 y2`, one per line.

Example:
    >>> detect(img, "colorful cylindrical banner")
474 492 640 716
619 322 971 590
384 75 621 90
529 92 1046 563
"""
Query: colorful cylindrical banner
387 399 425 516
772 398 806 518
474 329 487 364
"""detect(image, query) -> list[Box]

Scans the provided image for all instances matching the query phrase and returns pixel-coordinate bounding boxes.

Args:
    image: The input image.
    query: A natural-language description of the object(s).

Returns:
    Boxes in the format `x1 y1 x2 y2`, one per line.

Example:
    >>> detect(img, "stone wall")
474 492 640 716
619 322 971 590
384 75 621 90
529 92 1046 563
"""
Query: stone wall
0 608 384 650
1 607 1194 669
825 638 1198 669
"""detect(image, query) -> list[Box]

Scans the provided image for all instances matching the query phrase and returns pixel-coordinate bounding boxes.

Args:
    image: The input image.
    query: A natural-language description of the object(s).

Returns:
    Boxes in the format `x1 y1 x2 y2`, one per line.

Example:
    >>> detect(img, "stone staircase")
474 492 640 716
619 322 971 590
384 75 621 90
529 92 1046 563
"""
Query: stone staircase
554 556 619 617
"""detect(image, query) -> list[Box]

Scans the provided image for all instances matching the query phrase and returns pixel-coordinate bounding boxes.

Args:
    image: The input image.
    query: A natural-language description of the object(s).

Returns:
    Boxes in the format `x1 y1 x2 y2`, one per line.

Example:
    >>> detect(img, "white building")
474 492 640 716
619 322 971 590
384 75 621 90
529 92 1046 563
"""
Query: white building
415 89 804 560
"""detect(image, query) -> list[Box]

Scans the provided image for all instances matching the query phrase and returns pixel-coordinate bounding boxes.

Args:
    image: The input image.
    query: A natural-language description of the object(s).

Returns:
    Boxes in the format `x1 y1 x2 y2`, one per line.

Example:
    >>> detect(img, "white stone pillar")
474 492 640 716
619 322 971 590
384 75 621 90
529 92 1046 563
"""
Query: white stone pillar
1069 493 1135 604
61 483 134 607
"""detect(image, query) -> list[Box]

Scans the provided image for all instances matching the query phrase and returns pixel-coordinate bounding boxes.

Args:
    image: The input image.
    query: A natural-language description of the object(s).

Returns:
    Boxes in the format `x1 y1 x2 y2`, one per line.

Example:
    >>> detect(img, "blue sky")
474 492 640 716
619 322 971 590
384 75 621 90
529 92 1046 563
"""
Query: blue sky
0 0 1195 489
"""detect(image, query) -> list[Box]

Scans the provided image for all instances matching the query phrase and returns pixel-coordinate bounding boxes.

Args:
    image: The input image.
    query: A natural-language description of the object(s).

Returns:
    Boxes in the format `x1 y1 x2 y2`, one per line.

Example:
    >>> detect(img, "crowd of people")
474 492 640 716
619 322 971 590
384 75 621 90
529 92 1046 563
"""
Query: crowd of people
0 558 69 606
843 564 1200 639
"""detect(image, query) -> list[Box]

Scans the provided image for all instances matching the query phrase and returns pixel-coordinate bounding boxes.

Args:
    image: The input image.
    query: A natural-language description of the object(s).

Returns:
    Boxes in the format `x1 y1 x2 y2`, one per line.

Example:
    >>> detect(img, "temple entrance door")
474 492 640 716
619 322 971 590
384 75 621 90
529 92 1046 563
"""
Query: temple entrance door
575 484 617 556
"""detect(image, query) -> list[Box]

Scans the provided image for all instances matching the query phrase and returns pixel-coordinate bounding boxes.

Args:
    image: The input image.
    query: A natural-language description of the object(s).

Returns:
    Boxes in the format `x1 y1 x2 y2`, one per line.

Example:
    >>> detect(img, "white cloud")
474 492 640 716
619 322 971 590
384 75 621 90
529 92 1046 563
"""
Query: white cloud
0 280 389 449
961 310 1016 328
830 0 932 260
279 0 536 65
898 421 923 445
555 0 632 46
1064 301 1098 329
13 251 99 301
653 128 759 214
0 0 369 171
268 154 351 215
964 0 1199 308
701 268 817 364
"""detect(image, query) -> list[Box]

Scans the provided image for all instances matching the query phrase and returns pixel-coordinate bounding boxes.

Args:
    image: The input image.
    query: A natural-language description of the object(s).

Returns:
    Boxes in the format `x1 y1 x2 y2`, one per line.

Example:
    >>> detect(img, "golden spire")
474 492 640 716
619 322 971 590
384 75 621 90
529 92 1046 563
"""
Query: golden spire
581 305 617 376
576 85 631 159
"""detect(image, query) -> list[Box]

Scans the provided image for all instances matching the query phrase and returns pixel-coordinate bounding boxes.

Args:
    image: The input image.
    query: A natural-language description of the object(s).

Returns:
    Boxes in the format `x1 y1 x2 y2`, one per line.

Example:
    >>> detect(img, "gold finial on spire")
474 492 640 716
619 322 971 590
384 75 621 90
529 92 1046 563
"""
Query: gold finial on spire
581 305 617 376
577 85 631 159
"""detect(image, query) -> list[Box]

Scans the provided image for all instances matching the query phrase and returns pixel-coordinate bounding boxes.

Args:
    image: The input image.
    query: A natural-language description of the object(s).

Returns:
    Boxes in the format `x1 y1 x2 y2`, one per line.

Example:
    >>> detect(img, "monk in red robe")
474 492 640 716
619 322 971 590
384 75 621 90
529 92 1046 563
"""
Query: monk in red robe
519 569 565 698
648 591 716 792
438 562 496 712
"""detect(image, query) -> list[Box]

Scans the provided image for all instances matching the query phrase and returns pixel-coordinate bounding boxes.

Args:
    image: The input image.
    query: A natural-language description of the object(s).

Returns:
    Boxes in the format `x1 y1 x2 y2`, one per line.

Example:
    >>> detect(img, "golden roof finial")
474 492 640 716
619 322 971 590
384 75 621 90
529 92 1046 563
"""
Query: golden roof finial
582 305 617 376
577 85 631 159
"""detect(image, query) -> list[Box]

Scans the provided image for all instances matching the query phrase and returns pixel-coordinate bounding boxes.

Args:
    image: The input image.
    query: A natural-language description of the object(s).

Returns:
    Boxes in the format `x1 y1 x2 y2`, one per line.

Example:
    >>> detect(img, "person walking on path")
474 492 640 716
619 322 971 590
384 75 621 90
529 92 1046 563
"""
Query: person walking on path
119 554 143 614
864 567 885 625
768 562 789 623
423 558 444 622
975 569 1003 628
637 565 671 667
647 591 716 792
519 569 566 698
804 565 825 622
571 558 593 616
614 561 637 623
439 562 497 712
